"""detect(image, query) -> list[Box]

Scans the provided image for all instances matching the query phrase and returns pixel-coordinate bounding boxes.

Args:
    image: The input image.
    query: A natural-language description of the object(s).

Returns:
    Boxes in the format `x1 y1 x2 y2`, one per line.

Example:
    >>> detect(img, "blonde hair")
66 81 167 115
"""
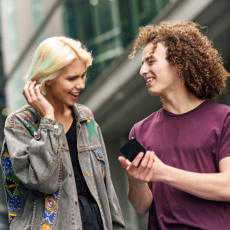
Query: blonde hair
25 36 93 95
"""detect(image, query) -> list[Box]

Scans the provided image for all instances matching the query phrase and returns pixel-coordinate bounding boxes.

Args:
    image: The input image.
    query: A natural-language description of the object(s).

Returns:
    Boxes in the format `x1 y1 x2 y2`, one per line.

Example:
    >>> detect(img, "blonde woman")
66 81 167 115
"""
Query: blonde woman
1 37 125 230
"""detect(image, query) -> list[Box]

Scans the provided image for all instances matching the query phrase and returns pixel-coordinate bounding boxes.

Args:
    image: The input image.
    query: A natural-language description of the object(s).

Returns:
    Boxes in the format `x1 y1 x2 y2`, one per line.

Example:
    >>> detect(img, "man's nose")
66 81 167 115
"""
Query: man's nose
140 64 149 76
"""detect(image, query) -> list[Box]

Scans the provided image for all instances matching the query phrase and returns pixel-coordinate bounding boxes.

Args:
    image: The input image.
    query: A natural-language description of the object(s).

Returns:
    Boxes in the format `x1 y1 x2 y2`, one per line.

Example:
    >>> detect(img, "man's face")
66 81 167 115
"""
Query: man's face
140 42 180 97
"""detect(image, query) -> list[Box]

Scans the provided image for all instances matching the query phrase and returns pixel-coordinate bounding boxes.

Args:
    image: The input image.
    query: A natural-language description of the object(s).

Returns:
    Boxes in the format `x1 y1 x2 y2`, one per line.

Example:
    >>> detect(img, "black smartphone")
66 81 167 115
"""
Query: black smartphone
120 138 146 162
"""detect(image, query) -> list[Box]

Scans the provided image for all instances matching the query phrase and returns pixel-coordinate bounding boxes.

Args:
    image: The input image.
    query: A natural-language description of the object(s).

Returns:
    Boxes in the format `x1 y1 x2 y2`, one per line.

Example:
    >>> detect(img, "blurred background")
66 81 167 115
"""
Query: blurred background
0 0 230 229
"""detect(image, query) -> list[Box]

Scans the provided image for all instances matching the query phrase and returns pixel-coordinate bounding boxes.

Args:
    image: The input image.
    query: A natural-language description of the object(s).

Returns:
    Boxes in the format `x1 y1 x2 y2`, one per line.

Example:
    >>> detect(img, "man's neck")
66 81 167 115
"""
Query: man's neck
162 90 205 115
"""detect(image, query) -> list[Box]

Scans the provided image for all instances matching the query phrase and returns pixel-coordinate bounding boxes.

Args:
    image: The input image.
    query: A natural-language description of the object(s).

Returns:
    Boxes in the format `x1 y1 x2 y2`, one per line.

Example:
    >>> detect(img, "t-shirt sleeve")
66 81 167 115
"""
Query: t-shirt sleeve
218 112 230 161
129 125 136 140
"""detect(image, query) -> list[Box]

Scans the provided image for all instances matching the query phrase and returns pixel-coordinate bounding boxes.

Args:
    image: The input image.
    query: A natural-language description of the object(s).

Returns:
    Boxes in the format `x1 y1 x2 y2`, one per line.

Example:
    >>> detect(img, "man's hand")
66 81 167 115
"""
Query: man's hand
118 151 155 214
118 151 155 184
22 81 55 120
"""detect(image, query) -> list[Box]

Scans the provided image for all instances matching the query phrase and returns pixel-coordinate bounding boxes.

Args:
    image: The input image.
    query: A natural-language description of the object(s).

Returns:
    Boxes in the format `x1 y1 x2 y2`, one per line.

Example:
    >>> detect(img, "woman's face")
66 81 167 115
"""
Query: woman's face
46 59 86 107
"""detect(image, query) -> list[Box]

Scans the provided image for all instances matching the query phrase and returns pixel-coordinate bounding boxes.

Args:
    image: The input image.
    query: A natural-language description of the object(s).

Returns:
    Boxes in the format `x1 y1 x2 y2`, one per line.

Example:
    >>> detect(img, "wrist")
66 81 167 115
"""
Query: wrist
128 177 148 187
43 110 55 120
43 113 55 120
161 165 172 184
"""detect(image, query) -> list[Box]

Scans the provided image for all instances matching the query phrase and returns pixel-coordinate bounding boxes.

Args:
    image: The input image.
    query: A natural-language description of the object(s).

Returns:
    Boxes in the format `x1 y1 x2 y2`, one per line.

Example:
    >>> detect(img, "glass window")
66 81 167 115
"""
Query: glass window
63 0 170 86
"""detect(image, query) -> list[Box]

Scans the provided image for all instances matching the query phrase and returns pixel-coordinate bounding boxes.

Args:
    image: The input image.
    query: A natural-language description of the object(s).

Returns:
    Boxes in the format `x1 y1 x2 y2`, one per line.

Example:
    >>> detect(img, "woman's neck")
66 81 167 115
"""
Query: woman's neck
44 94 72 121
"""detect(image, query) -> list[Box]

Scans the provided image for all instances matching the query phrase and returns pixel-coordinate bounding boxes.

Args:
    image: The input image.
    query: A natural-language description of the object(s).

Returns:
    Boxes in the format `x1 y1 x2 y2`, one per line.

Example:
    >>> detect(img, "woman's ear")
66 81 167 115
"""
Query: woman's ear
45 80 52 85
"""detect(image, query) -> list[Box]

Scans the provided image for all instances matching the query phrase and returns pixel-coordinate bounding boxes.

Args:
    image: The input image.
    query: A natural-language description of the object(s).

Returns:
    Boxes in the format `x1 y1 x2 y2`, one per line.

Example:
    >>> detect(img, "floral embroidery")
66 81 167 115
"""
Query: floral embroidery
2 150 21 223
45 197 56 212
40 165 62 230
1 112 40 224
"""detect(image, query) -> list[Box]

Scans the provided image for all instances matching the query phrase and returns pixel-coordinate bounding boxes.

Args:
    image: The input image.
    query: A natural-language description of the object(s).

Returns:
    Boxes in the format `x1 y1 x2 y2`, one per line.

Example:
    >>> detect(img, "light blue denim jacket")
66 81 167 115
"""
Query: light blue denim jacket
1 103 125 230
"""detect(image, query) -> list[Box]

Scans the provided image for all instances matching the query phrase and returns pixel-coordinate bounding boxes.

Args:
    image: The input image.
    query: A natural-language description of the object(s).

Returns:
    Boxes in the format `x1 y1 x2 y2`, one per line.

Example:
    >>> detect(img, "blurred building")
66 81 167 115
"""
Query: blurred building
0 0 8 228
0 0 230 229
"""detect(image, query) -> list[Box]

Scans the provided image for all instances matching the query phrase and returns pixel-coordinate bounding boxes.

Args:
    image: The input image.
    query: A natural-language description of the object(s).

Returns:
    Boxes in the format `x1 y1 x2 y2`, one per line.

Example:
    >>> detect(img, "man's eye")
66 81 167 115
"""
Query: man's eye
68 77 76 80
148 60 155 65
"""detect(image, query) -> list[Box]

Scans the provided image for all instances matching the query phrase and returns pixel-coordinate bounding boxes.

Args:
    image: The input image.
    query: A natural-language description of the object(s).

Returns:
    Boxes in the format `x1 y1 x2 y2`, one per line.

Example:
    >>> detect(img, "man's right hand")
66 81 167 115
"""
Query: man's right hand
118 151 155 214
118 150 155 184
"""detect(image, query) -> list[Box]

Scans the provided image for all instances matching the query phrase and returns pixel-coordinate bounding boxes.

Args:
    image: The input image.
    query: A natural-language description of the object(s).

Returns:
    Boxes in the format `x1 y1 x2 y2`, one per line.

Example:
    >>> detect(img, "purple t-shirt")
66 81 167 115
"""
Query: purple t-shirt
129 101 230 230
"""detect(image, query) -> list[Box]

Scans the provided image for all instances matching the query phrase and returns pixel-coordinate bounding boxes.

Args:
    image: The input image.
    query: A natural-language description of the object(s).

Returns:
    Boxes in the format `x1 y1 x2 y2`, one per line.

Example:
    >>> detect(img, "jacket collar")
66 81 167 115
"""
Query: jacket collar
71 104 88 122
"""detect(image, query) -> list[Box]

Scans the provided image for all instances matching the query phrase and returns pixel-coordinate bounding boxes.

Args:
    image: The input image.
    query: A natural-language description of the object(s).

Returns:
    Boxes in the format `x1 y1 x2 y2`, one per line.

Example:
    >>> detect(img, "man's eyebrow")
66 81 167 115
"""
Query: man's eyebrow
142 55 156 64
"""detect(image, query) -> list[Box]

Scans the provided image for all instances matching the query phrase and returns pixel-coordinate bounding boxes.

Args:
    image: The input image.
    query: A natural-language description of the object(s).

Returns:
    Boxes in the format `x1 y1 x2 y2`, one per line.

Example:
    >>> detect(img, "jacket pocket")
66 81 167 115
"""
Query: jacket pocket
93 148 106 180
92 148 105 162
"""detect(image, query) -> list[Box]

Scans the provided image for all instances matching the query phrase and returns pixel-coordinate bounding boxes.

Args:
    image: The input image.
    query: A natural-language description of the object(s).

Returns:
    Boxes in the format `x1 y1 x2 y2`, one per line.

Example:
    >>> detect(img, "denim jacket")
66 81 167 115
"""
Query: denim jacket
1 103 125 230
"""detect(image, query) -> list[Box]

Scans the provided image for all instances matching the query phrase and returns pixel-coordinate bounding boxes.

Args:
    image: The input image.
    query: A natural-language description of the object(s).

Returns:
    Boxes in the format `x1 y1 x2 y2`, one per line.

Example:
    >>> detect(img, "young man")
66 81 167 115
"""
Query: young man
118 21 230 230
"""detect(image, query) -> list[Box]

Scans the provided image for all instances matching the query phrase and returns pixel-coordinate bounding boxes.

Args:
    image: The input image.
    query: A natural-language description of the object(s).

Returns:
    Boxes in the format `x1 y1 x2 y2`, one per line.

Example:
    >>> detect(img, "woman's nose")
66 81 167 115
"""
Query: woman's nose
76 79 85 90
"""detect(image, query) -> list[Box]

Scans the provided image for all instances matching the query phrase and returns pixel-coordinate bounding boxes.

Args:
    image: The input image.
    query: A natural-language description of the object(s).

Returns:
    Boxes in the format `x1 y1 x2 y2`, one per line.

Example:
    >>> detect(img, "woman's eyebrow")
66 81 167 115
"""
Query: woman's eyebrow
81 71 87 77
68 71 87 78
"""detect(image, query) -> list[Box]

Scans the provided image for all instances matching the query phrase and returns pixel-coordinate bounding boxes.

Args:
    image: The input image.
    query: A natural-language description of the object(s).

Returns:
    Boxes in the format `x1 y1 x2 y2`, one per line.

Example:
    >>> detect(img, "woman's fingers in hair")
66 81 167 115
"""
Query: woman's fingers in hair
34 84 42 99
22 80 32 94
22 81 33 104
28 81 37 101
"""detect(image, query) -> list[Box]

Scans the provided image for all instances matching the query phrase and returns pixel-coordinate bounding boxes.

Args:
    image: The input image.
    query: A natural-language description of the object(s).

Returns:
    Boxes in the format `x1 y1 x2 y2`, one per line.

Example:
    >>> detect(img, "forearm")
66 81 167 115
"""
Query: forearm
128 179 153 214
162 165 230 201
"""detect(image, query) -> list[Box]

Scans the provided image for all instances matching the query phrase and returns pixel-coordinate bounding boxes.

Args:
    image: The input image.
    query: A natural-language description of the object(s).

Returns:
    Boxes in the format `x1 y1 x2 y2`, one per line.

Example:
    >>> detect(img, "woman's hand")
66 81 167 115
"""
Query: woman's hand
22 81 55 120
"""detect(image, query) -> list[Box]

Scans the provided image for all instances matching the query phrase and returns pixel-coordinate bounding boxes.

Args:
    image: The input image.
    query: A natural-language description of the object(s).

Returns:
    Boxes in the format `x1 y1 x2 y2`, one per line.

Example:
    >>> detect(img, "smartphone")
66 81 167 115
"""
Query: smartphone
120 138 146 162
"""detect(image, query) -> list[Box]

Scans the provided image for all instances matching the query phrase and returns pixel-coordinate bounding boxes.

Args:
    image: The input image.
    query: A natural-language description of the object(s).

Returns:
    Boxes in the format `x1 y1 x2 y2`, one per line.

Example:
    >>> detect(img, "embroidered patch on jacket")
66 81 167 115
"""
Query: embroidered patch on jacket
25 123 38 137
40 165 62 230
102 169 105 179
2 150 21 223
80 107 95 120
41 224 51 230
23 112 33 123
23 112 39 137
35 120 40 127
94 148 104 159
85 119 99 142
77 105 100 142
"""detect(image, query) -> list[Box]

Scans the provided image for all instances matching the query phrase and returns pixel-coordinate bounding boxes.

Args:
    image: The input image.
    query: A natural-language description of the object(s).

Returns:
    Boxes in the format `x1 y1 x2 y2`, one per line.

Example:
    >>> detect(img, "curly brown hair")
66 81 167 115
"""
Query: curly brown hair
129 20 229 100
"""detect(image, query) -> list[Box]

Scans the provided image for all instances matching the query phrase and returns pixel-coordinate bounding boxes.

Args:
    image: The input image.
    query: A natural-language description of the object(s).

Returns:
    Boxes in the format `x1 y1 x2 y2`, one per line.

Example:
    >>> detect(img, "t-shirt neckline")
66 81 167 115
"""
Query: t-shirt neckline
163 100 207 117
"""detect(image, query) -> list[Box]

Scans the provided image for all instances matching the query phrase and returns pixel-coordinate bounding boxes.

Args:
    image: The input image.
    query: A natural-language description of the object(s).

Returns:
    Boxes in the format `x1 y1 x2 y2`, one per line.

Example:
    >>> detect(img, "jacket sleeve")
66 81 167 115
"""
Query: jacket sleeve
4 115 63 194
97 126 126 230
